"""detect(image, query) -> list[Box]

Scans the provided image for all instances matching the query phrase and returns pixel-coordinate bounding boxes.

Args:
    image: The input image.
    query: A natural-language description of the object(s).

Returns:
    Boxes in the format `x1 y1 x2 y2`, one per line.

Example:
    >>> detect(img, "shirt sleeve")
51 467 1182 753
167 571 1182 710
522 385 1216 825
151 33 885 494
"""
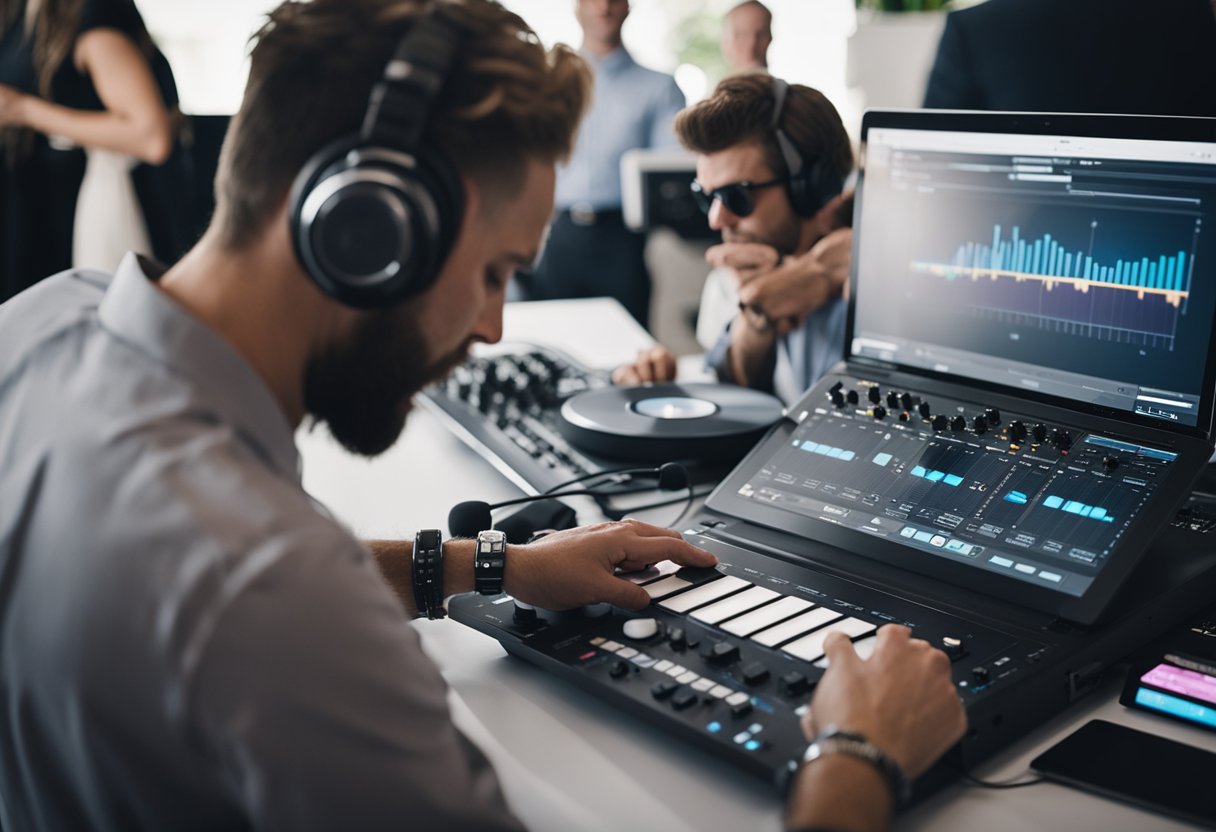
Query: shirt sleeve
648 75 686 149
186 526 526 832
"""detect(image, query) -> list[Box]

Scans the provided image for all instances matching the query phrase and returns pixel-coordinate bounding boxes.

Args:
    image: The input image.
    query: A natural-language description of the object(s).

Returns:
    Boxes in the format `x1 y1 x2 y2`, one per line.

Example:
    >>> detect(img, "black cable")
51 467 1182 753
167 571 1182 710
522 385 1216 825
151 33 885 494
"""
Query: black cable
600 485 716 520
543 465 656 495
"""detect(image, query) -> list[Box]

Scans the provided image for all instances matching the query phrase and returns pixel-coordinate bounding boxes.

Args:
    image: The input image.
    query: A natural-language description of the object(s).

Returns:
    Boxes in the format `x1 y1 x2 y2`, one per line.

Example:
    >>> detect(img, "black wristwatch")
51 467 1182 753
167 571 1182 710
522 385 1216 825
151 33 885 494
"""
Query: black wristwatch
474 529 507 596
411 528 446 620
800 726 911 808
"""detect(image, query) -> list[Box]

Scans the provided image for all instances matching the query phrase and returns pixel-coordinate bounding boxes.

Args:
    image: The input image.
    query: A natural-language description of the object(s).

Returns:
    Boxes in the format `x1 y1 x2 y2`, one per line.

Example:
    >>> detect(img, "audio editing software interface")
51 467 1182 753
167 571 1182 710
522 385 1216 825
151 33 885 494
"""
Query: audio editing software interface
853 128 1216 426
734 126 1216 598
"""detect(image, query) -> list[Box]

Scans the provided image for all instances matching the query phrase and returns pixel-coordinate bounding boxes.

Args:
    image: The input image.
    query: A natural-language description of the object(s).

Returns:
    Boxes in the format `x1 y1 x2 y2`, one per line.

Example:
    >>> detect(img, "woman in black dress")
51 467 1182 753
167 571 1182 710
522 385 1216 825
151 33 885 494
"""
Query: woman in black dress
0 0 178 301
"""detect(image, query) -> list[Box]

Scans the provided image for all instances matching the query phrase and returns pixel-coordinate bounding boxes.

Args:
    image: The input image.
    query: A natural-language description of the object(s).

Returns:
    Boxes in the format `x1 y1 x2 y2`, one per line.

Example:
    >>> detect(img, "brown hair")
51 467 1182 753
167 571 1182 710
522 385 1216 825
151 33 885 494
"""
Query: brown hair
675 71 852 193
212 0 590 250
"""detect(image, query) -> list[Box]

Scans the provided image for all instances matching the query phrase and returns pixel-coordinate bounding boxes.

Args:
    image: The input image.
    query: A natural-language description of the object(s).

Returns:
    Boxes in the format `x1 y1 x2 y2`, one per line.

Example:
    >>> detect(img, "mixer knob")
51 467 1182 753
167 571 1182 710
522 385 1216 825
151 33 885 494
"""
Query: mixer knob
1103 455 1120 472
918 402 932 419
1057 430 1073 450
830 389 846 408
1008 420 1027 440
1032 424 1047 443
898 411 910 422
868 386 881 404
984 408 1002 425
830 380 843 393
846 390 860 405
901 393 915 411
886 392 900 409
972 415 988 434
932 414 948 432
950 415 966 432
872 405 887 420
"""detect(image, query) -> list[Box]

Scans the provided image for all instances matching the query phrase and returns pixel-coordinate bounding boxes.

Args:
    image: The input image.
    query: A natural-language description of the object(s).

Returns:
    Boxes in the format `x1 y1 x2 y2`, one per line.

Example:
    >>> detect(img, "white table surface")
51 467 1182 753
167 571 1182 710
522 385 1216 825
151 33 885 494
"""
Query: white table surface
298 298 1216 832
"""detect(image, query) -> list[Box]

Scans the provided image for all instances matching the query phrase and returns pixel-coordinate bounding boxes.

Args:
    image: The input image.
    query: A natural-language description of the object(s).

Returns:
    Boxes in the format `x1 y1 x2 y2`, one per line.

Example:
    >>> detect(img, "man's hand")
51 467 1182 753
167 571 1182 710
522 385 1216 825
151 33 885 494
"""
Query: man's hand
802 625 966 778
504 519 717 611
705 241 783 286
736 227 852 333
612 345 678 385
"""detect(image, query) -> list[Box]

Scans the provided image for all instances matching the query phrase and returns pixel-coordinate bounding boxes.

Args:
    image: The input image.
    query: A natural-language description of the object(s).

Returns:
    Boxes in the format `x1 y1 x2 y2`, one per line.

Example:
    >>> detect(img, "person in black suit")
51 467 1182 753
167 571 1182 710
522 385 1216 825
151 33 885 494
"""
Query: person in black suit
923 0 1216 116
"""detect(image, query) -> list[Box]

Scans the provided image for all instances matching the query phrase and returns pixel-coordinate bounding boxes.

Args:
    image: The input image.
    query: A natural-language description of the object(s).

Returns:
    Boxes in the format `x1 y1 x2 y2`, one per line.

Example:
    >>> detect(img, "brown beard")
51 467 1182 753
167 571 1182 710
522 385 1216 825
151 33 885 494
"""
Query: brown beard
303 304 473 457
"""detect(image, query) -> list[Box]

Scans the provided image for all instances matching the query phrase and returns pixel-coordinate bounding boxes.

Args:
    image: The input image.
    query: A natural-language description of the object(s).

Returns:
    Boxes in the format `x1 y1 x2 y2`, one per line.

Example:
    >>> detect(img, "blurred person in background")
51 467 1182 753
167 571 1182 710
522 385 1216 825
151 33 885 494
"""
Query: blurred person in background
615 73 854 407
0 0 189 302
924 0 1216 116
721 0 772 74
514 0 684 328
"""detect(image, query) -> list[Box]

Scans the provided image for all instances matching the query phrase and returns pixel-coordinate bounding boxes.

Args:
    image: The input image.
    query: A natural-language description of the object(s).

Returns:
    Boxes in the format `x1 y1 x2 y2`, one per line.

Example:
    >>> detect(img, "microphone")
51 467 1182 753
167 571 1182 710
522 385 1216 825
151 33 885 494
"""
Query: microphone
447 462 692 540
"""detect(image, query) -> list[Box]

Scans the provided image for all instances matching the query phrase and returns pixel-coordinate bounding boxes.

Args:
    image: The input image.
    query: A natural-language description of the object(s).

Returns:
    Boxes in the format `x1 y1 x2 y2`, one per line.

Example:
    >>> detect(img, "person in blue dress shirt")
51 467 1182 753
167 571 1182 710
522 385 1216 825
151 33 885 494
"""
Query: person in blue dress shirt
517 0 685 328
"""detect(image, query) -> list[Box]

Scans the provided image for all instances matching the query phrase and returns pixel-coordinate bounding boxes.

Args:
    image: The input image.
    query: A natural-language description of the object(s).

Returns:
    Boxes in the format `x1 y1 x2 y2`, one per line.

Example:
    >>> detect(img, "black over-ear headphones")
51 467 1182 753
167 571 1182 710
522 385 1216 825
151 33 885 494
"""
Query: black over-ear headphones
769 77 844 218
288 11 465 309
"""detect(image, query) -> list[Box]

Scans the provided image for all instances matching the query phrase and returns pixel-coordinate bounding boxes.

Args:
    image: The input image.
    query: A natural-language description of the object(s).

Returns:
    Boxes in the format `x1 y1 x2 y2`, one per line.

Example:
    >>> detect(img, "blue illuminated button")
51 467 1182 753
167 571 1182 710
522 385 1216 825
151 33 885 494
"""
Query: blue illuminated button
1043 495 1064 509
744 739 763 752
873 453 893 466
944 474 964 487
926 470 945 482
706 721 722 734
911 466 927 478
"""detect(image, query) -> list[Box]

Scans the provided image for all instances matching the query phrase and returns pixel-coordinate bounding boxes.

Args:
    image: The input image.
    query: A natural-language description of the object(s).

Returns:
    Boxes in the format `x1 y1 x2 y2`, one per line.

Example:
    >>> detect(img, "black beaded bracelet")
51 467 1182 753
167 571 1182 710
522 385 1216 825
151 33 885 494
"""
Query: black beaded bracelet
411 529 446 620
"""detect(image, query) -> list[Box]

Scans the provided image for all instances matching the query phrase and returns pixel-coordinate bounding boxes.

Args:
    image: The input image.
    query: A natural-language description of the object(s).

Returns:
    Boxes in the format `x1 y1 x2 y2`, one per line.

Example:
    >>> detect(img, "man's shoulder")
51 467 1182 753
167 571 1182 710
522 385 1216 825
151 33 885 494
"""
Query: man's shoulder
0 270 111 375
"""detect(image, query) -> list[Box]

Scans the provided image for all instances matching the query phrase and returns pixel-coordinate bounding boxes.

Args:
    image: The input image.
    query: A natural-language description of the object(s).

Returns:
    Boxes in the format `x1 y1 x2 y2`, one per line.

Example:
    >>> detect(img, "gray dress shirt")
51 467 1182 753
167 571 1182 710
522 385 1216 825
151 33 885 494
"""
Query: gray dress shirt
0 256 524 831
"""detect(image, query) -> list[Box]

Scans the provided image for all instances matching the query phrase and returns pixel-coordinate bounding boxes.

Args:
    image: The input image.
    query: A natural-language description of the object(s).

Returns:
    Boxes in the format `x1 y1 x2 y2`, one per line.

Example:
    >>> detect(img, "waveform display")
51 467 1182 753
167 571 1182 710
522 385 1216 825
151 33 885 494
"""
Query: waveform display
913 224 1191 307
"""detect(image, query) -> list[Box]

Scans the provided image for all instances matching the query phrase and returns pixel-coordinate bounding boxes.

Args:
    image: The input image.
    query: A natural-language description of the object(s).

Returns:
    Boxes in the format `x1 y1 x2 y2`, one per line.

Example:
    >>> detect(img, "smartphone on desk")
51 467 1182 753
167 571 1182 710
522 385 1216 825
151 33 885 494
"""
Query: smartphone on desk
1030 720 1216 828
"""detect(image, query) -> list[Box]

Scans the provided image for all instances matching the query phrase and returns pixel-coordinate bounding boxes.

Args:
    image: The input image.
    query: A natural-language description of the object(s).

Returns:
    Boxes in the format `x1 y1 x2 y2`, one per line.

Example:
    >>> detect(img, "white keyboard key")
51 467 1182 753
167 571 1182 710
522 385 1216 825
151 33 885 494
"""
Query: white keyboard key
709 685 733 699
782 617 877 662
600 640 623 653
750 607 842 648
721 595 814 637
589 636 606 646
643 575 692 600
690 586 781 625
676 671 700 685
658 575 751 613
653 659 674 673
853 634 879 661
691 678 715 692
665 664 687 678
725 692 750 707
615 647 638 659
620 560 682 585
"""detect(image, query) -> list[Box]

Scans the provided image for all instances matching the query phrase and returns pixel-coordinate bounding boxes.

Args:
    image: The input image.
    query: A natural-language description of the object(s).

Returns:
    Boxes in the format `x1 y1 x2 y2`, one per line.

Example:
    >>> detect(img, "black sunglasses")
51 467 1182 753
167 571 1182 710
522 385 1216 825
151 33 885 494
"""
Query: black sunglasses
690 176 787 218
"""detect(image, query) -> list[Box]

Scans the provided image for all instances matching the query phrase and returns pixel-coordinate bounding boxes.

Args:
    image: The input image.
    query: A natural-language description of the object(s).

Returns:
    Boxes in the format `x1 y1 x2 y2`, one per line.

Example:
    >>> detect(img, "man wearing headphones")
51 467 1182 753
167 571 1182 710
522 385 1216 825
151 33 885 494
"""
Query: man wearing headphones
0 1 963 830
614 73 854 407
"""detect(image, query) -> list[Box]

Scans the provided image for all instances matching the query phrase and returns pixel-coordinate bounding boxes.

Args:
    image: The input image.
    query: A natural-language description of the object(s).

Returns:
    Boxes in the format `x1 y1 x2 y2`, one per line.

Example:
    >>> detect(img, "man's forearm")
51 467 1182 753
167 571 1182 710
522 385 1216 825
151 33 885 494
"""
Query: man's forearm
726 312 778 391
785 754 893 832
367 538 478 618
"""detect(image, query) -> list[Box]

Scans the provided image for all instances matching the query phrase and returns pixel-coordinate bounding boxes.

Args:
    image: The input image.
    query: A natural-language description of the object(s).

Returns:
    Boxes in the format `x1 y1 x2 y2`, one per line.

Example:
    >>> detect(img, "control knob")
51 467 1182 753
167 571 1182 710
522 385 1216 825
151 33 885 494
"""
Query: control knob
1032 424 1047 443
950 415 966 432
846 390 859 405
984 408 1001 425
918 402 932 420
872 405 887 420
868 386 881 404
1008 420 1027 441
932 414 948 432
830 389 846 408
901 393 915 412
887 392 900 409
1103 456 1120 472
972 415 988 435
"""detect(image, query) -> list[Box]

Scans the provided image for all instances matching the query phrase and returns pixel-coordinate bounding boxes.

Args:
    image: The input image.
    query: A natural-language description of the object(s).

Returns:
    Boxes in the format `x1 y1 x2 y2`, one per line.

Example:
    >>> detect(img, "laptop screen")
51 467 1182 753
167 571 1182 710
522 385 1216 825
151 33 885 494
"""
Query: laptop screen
705 112 1216 624
851 118 1216 429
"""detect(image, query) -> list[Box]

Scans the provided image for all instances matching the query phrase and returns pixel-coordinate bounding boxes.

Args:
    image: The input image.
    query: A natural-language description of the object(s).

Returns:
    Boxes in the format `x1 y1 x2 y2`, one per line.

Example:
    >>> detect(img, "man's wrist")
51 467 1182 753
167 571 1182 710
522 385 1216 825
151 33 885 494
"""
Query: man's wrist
800 726 910 809
785 752 893 832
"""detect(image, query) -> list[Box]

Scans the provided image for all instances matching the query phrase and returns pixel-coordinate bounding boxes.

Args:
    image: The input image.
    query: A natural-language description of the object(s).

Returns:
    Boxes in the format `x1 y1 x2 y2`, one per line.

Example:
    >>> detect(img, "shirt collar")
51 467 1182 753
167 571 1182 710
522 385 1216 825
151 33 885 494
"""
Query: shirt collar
584 45 634 75
97 253 301 482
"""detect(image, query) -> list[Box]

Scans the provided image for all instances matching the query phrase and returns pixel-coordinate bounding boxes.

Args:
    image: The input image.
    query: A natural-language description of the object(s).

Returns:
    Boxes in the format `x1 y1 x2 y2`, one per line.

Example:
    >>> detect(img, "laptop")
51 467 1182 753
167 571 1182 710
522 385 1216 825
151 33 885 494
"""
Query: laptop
450 110 1216 795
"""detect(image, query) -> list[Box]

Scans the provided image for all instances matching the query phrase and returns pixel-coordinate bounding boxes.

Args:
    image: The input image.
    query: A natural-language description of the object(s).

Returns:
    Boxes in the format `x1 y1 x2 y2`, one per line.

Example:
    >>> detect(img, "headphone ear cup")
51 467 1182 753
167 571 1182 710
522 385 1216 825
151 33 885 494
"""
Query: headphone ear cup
289 136 464 308
788 158 844 219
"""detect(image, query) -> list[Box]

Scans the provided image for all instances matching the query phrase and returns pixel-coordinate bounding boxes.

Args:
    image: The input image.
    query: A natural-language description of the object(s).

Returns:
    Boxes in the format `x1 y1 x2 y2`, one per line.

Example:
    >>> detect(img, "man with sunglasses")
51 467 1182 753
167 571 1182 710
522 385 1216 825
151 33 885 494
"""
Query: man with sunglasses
614 73 854 406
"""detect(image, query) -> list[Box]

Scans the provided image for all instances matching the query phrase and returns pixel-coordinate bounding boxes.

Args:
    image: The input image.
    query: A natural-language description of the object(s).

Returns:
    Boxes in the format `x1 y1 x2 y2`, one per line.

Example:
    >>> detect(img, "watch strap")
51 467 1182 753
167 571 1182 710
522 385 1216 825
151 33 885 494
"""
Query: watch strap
411 528 446 619
800 727 911 808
